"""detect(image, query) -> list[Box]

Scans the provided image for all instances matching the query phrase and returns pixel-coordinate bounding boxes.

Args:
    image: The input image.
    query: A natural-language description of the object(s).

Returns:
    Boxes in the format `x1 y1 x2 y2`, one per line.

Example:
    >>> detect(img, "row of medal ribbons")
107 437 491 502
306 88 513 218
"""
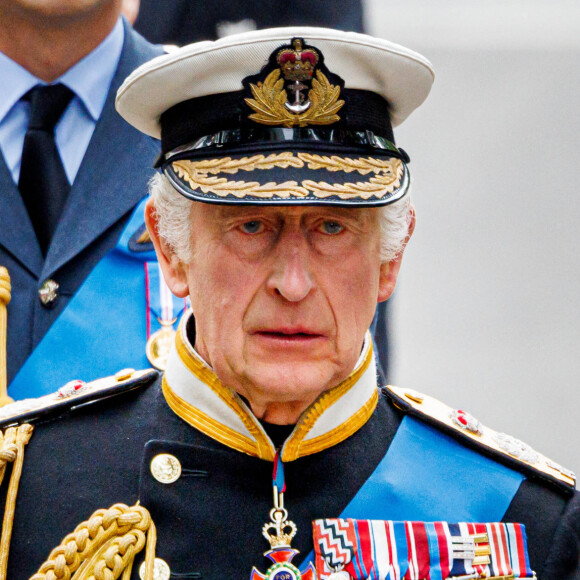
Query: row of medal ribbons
312 519 534 580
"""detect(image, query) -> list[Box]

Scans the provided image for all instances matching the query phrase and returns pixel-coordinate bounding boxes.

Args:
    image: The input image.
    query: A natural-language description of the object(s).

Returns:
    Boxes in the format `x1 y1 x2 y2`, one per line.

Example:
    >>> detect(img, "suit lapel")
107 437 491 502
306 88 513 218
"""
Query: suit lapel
42 23 162 279
0 152 43 276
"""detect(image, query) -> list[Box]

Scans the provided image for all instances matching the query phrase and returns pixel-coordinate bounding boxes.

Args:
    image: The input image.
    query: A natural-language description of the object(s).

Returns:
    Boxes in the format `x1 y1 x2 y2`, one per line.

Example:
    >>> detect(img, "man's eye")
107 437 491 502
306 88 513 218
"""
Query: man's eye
240 221 264 234
321 221 343 235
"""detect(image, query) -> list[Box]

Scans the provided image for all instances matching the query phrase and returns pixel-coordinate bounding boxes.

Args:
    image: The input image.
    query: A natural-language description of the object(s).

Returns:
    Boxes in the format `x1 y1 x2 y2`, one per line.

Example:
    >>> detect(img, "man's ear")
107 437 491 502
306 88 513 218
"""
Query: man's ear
145 198 190 298
377 205 416 303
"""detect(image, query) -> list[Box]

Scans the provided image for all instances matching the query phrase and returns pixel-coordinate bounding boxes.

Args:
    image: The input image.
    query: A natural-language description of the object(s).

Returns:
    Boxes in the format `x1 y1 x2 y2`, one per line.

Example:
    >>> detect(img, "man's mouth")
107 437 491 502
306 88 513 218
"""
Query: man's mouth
253 328 325 341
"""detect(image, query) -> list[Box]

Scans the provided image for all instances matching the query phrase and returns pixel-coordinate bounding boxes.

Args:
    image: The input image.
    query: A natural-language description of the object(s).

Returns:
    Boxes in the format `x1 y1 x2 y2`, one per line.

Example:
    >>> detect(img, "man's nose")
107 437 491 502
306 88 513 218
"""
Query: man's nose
267 233 314 302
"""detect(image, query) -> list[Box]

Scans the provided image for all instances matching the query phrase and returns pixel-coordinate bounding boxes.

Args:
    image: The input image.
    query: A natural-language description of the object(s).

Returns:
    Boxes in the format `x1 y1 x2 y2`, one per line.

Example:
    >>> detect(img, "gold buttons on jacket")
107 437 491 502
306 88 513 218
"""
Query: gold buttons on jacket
150 453 181 484
139 557 171 580
39 279 59 308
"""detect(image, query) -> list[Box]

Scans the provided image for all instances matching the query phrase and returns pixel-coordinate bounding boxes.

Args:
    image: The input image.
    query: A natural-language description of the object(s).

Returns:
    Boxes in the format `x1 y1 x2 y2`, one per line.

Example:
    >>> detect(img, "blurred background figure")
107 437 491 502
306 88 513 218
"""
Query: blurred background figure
0 0 162 397
131 0 364 43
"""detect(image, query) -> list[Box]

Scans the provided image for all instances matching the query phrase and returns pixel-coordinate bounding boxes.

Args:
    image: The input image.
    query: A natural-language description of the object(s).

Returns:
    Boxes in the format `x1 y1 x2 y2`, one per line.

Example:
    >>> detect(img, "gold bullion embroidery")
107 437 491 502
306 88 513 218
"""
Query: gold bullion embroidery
298 153 404 200
172 153 309 199
179 152 305 175
245 69 344 127
172 153 404 200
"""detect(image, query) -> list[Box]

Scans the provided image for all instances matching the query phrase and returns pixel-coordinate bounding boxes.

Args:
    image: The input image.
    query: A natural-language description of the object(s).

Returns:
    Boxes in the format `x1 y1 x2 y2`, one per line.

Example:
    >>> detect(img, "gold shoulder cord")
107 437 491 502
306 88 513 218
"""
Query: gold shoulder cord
0 423 33 579
29 503 157 580
0 429 157 579
0 267 13 407
0 437 156 580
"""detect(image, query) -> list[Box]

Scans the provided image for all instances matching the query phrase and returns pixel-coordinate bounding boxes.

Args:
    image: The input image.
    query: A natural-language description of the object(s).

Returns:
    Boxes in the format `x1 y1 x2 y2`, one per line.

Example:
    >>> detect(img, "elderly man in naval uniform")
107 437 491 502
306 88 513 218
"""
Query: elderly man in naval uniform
0 27 577 580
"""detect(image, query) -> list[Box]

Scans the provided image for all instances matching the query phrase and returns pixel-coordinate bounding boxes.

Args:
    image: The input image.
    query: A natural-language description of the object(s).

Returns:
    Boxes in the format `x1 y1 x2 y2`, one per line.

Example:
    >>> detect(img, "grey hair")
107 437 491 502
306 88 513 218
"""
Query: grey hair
148 173 194 260
148 172 412 263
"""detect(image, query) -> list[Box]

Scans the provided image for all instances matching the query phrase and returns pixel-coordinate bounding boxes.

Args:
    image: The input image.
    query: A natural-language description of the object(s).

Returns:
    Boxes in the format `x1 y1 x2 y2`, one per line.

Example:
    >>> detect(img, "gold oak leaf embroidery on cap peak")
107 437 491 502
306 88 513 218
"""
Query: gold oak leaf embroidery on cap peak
172 153 403 200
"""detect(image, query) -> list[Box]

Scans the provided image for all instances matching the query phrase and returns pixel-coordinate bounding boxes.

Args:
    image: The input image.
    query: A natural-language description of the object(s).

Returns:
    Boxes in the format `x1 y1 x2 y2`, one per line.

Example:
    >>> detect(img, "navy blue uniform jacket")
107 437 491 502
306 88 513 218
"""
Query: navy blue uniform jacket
0 373 578 579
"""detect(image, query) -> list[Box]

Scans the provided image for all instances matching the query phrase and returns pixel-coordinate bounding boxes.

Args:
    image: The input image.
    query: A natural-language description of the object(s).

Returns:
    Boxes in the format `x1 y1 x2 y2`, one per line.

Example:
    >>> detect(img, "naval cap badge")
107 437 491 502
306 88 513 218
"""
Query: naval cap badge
244 37 345 128
277 38 319 114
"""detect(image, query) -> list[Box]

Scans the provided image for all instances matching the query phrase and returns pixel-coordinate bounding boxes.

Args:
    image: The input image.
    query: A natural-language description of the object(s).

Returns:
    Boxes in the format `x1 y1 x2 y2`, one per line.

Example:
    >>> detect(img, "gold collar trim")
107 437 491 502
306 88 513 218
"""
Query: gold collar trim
162 312 378 462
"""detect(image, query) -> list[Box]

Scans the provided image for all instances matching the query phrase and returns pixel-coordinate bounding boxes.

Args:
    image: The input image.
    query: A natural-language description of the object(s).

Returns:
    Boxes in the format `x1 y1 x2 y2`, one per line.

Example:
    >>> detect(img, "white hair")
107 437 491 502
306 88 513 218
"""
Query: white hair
149 172 412 263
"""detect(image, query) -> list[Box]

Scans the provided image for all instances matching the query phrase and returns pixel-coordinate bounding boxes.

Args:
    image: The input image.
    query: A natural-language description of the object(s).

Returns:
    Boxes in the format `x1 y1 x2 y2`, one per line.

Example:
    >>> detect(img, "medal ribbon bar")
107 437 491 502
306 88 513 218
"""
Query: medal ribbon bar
313 519 534 580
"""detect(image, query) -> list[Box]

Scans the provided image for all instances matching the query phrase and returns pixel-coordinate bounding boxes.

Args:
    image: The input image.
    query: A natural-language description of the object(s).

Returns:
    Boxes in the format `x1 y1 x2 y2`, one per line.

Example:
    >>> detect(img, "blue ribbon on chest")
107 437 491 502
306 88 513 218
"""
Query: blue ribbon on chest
9 198 161 398
300 414 525 571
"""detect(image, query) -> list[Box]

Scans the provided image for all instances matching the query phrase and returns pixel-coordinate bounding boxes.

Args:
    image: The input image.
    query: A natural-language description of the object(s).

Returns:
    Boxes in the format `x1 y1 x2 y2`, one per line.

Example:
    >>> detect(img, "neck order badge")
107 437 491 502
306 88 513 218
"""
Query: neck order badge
145 261 188 371
252 453 317 580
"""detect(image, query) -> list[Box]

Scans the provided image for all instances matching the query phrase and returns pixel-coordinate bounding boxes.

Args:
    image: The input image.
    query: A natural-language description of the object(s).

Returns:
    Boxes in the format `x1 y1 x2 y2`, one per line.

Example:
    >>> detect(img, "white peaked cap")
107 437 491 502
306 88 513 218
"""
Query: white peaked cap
116 26 434 139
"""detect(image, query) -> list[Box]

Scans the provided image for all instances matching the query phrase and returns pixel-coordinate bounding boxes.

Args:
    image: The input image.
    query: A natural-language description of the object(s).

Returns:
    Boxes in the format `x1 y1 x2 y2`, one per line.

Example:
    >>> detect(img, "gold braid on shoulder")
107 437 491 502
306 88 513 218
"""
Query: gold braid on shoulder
29 503 157 580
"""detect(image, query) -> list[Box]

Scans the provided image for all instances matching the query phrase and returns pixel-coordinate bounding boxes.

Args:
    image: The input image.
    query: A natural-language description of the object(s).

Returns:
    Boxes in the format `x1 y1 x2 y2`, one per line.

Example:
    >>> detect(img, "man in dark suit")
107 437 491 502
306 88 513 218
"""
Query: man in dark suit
0 0 163 395
134 0 365 45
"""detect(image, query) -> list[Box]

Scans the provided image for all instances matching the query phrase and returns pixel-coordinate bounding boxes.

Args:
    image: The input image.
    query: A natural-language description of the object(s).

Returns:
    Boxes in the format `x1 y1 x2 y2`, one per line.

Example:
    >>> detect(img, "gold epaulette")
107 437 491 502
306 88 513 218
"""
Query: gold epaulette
0 368 158 428
384 385 576 492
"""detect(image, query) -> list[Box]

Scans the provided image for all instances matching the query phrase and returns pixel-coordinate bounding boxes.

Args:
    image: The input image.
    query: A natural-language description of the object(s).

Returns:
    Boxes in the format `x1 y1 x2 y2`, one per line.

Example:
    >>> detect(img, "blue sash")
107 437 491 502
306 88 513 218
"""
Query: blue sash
9 199 157 399
300 415 525 570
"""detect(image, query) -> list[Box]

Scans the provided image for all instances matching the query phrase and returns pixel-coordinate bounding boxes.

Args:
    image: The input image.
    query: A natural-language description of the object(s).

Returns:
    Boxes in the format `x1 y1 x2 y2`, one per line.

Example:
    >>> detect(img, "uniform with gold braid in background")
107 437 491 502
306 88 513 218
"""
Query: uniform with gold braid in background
0 267 12 407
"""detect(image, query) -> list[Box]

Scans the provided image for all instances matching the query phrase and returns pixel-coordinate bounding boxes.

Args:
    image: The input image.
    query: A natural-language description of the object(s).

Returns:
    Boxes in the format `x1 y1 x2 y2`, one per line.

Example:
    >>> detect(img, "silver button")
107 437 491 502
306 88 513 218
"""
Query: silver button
39 279 59 308
139 557 171 580
150 453 181 484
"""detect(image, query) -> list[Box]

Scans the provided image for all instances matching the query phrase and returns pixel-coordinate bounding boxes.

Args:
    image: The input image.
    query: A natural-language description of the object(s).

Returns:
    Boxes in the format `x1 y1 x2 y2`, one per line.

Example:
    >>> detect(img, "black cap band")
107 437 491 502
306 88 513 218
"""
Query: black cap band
160 88 394 157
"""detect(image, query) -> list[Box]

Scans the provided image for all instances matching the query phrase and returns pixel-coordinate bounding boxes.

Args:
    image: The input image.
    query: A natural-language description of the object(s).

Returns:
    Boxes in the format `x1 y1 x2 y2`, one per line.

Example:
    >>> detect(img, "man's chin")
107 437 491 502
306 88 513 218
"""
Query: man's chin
240 358 348 405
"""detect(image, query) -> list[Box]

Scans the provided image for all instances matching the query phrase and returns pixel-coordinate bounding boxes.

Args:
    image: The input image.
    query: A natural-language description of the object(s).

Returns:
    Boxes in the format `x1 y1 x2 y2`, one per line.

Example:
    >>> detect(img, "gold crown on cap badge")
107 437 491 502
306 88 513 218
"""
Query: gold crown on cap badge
245 37 345 128
276 38 319 83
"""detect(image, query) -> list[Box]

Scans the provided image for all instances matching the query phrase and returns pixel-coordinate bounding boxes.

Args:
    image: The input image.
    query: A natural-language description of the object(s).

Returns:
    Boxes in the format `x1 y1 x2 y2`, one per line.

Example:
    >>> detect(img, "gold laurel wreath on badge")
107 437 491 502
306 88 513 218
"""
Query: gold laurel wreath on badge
245 69 345 127
171 153 404 200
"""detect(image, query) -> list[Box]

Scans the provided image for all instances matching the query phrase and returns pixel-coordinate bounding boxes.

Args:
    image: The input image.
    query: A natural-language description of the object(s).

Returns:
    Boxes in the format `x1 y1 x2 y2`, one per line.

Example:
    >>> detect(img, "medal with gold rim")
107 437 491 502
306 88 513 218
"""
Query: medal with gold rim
146 317 177 371
145 262 186 371
251 453 316 580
